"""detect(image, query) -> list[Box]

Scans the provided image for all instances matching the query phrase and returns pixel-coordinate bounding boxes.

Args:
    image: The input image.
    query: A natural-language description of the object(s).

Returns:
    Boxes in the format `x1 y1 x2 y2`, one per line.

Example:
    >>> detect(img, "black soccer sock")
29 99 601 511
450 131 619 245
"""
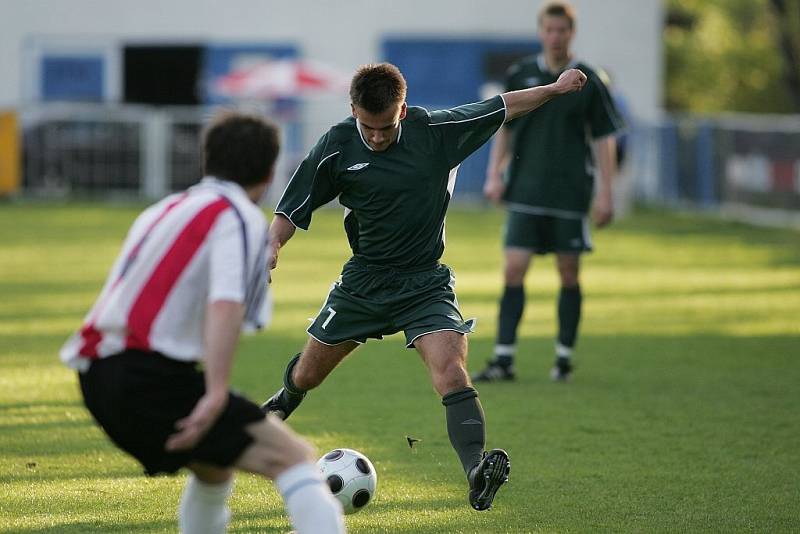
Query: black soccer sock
495 285 525 366
283 353 306 395
557 285 582 352
442 387 486 475
275 353 306 418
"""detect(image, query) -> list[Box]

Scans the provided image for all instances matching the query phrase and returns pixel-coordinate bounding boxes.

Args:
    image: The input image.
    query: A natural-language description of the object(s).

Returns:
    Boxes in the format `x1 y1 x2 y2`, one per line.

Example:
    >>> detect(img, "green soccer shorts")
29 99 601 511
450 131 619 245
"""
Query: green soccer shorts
503 210 593 254
306 258 475 348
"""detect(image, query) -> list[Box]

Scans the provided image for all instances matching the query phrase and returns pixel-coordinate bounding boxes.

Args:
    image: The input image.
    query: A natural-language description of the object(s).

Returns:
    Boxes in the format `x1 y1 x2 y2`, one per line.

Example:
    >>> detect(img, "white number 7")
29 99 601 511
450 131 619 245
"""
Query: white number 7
321 306 337 329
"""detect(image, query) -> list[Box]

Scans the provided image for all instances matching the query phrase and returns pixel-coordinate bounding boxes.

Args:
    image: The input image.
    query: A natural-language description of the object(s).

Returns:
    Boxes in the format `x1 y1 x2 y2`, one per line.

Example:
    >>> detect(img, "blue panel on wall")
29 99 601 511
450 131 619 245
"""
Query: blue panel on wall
382 40 480 107
41 56 104 102
382 37 540 198
383 38 539 107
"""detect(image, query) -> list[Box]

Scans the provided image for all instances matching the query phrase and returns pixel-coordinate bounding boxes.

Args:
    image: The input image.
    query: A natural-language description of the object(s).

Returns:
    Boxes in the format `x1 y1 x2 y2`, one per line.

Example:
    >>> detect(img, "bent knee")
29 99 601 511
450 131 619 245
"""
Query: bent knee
503 250 531 285
558 269 580 287
292 368 322 391
237 416 316 479
432 361 470 395
504 265 527 286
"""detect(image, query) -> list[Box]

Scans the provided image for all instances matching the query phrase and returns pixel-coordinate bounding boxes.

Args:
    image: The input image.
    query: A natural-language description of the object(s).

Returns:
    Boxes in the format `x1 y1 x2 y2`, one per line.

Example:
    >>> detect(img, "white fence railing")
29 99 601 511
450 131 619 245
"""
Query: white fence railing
14 103 800 228
19 103 304 207
628 113 800 227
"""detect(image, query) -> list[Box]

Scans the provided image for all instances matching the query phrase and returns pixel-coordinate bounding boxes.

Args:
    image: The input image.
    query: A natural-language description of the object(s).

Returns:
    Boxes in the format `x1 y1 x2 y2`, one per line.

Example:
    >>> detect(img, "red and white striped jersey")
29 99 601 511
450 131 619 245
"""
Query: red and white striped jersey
61 177 271 371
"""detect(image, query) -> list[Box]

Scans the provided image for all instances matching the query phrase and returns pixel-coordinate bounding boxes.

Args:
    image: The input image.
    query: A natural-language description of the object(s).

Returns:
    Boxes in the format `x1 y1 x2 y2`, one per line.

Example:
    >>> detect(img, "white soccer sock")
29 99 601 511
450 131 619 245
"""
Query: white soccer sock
494 344 516 358
276 462 346 534
556 342 573 359
178 474 233 534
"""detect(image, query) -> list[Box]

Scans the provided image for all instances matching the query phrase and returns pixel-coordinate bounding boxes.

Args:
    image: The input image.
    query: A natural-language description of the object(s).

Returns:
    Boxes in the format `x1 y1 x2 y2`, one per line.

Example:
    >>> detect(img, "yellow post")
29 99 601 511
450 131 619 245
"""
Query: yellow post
0 111 21 196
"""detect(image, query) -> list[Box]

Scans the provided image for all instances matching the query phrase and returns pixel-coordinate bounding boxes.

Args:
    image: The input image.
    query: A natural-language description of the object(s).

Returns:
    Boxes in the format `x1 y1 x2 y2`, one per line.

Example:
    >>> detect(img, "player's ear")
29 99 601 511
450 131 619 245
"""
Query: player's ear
399 102 407 120
351 103 357 118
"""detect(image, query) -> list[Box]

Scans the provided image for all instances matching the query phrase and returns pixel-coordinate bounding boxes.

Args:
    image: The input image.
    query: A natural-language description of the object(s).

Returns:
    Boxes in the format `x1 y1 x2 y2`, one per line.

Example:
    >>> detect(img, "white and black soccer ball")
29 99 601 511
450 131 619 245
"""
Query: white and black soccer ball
317 448 377 514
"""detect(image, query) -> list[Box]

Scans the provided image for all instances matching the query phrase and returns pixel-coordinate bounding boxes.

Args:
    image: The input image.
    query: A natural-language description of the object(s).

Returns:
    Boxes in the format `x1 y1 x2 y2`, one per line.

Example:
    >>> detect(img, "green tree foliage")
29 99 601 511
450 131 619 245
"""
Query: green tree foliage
769 0 800 111
666 0 800 113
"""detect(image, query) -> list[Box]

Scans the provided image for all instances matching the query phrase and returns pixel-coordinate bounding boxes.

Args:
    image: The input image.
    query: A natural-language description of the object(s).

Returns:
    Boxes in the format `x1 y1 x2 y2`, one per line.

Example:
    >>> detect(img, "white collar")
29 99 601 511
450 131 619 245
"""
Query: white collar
196 176 251 202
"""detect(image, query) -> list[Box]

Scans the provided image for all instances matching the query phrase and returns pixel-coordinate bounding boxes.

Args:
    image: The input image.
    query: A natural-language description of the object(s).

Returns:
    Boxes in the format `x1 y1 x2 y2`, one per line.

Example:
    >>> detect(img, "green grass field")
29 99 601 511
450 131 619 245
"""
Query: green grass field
1 203 799 533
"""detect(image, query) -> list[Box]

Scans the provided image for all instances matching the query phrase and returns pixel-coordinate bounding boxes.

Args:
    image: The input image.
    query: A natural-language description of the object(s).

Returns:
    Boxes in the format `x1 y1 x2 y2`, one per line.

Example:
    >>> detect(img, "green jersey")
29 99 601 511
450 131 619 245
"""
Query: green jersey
503 55 624 217
276 96 506 268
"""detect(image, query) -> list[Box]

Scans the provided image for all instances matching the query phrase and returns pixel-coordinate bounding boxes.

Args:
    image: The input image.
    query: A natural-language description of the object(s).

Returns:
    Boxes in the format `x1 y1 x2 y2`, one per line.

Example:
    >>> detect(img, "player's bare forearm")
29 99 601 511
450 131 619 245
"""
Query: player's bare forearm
487 127 511 177
165 300 244 451
502 68 587 122
594 135 617 196
484 128 511 203
268 213 297 270
502 85 558 122
203 300 245 396
592 135 618 227
270 213 297 249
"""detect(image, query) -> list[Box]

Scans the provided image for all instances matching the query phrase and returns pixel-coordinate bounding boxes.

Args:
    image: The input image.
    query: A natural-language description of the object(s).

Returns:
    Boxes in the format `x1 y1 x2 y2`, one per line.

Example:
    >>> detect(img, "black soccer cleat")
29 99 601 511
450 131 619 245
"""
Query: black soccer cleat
550 356 573 382
468 448 510 511
260 387 305 420
471 360 516 383
261 354 307 419
260 388 287 419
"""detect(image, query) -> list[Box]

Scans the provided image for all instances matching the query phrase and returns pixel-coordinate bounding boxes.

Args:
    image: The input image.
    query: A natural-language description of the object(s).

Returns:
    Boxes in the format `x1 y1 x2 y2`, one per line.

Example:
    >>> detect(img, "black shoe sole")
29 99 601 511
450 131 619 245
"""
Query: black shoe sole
469 449 510 511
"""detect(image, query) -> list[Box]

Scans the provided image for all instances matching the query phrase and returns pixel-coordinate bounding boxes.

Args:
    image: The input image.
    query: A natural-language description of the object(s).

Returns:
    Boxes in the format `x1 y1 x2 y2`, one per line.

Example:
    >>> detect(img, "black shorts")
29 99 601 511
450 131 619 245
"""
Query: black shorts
307 259 474 348
504 211 593 254
79 350 265 476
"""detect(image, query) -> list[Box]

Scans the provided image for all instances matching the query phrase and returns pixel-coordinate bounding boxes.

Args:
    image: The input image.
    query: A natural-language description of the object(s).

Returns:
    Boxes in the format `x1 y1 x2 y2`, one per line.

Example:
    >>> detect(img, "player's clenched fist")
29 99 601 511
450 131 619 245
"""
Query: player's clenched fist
554 68 587 94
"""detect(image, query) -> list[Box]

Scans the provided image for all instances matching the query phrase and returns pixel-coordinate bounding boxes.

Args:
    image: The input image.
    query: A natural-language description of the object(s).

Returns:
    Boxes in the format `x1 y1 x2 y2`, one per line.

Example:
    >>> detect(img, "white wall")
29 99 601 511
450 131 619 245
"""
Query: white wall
0 0 663 125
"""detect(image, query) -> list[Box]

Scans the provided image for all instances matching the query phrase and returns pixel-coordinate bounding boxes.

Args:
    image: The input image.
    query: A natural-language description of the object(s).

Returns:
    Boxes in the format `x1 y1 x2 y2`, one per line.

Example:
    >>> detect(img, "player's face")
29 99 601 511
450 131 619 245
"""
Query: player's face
539 14 574 59
352 102 407 152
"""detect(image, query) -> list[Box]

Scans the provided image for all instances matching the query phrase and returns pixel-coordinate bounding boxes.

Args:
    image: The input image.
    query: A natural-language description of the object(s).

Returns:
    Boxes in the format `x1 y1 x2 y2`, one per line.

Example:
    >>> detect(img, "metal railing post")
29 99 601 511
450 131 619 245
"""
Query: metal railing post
141 110 169 199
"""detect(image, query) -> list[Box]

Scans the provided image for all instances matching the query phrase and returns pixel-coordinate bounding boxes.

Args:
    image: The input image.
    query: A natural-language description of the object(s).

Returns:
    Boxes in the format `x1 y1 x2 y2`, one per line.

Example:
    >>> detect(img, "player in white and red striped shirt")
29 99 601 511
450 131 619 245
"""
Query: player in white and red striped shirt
61 112 345 534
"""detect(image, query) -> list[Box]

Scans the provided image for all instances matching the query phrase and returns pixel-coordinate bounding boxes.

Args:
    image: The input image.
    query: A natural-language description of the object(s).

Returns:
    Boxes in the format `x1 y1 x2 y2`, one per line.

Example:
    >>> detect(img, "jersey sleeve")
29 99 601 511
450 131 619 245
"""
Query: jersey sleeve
243 230 271 331
587 74 625 139
428 95 507 168
275 131 341 230
208 209 248 304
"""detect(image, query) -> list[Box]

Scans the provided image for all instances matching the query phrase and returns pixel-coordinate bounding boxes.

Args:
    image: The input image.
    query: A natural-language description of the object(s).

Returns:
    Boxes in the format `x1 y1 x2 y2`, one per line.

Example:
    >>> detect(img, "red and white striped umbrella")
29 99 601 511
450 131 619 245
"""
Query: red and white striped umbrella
212 59 350 99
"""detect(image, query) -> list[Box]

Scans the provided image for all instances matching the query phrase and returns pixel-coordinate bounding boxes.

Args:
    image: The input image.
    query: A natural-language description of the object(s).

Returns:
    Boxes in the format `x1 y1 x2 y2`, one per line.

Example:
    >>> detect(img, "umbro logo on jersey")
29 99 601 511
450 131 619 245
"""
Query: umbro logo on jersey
347 162 370 171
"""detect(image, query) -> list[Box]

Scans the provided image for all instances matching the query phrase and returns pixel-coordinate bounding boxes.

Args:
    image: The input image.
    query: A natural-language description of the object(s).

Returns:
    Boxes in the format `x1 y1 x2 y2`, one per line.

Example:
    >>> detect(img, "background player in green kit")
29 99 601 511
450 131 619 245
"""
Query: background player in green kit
473 1 625 384
262 62 587 510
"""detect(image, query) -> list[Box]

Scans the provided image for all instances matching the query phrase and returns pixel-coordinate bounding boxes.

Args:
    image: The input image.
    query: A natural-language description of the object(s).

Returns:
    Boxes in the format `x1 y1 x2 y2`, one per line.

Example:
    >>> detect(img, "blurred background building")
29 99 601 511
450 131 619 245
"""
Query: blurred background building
0 0 797 227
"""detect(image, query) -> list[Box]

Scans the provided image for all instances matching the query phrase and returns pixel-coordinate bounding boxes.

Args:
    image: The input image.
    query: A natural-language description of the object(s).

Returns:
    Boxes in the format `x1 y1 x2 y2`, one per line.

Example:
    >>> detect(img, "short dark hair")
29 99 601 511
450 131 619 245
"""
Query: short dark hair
202 112 280 187
349 63 407 114
538 1 576 28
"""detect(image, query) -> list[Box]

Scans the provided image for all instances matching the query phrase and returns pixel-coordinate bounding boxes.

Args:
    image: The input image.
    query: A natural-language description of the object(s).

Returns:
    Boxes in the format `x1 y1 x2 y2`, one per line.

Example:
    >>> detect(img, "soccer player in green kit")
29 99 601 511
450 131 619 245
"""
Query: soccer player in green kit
262 62 586 510
473 1 625 384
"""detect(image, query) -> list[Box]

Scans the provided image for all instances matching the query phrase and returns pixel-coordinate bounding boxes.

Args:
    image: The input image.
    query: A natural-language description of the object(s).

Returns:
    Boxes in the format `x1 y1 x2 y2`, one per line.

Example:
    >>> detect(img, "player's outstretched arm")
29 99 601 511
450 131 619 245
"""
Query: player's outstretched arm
268 213 297 271
502 68 587 122
165 300 245 451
